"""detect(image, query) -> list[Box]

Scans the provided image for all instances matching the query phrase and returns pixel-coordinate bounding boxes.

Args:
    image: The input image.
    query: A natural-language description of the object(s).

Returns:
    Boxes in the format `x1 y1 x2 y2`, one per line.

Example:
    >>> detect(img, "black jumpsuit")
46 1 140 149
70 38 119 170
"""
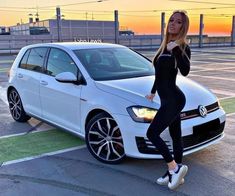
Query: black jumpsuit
146 45 191 163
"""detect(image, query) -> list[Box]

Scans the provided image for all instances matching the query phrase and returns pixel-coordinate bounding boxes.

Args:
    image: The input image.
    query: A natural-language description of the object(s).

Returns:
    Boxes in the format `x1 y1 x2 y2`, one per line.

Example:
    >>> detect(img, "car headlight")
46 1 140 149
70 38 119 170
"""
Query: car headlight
127 106 157 123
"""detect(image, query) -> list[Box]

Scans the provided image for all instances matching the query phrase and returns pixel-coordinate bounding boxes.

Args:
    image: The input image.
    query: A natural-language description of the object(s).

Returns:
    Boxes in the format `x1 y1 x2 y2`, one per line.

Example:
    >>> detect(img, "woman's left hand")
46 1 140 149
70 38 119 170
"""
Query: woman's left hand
145 93 155 102
167 41 178 51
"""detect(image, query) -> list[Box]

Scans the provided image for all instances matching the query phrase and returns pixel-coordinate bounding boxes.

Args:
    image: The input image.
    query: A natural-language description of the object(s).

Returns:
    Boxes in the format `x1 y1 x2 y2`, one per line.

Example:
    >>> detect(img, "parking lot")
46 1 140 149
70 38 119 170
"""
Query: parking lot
0 47 235 196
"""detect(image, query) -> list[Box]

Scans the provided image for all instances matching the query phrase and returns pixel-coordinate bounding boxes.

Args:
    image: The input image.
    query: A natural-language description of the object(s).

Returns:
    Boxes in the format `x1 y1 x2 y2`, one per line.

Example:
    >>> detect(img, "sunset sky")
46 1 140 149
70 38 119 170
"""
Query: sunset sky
0 0 234 36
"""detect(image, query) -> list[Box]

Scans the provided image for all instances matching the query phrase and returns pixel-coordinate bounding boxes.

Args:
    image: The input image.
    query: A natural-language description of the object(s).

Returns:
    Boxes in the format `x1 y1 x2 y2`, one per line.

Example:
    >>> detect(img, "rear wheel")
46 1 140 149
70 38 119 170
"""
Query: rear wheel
8 89 31 122
86 112 125 164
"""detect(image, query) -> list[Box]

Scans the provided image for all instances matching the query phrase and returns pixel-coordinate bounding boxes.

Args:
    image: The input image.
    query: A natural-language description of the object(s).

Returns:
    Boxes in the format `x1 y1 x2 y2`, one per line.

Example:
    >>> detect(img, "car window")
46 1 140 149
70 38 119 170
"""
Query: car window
19 50 30 69
74 48 154 81
46 48 78 77
26 48 48 72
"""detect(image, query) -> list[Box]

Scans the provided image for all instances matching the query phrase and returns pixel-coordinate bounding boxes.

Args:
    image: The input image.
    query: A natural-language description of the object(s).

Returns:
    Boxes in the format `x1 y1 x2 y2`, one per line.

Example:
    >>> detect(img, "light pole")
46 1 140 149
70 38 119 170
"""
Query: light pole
56 6 62 42
114 10 119 44
199 14 204 48
161 12 165 43
232 16 235 46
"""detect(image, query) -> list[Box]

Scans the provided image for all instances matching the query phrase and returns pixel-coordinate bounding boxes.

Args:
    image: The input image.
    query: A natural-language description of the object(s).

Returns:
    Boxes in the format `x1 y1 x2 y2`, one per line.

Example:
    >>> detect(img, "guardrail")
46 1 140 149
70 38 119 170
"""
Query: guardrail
0 35 233 54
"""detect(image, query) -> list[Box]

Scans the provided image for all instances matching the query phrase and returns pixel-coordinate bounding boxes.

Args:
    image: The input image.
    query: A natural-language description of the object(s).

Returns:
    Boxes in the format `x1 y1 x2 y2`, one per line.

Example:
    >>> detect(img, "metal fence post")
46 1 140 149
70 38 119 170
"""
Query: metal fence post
231 16 235 46
114 10 119 44
161 12 165 43
199 14 204 48
56 6 62 42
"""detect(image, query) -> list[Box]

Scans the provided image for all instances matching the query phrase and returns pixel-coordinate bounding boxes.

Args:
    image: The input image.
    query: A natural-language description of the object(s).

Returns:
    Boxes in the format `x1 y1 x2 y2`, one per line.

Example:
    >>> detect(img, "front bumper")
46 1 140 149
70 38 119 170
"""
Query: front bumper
112 107 226 159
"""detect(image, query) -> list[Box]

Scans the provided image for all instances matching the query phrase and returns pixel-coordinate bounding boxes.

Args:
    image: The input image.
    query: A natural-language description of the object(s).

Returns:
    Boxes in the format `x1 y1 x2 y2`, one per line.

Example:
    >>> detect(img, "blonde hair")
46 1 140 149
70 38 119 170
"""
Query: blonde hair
154 10 189 60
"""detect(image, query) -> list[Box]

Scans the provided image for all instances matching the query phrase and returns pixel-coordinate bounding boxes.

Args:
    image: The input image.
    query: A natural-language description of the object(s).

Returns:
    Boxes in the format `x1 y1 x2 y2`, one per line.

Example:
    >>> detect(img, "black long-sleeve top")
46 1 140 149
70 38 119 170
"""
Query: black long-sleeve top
151 45 191 94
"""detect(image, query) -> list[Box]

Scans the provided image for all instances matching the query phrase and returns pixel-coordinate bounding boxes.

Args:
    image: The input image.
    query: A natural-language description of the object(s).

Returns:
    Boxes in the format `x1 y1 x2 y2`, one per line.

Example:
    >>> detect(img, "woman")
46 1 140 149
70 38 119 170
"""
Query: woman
146 10 191 190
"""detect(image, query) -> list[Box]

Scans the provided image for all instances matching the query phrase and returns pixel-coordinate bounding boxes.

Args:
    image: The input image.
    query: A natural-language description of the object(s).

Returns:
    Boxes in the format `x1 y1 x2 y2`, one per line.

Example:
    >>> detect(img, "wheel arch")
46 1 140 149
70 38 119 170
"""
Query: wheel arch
85 109 112 130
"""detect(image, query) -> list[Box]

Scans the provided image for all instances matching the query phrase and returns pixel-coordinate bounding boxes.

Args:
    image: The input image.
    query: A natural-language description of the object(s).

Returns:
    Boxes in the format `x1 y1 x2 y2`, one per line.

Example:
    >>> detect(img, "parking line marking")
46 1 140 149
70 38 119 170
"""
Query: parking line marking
219 96 235 100
190 67 235 73
189 74 235 82
0 129 49 139
1 145 86 166
212 90 235 97
0 86 8 105
0 129 85 164
227 112 235 117
191 60 212 64
207 58 235 62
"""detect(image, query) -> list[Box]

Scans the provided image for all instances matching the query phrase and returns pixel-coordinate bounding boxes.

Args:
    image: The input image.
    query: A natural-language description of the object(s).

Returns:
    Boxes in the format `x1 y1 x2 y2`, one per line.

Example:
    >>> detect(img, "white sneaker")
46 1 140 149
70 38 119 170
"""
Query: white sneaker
168 165 188 190
156 171 185 186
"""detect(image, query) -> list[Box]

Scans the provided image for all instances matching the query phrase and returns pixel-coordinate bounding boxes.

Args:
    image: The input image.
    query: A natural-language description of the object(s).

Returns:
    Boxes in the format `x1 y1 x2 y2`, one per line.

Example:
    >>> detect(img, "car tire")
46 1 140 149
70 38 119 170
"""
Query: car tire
8 89 31 122
85 112 126 164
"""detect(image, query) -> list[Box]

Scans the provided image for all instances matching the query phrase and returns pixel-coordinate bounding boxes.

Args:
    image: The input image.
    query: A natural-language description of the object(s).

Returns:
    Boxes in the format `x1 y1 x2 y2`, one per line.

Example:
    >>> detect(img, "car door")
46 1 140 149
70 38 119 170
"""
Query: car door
16 47 48 117
40 47 82 132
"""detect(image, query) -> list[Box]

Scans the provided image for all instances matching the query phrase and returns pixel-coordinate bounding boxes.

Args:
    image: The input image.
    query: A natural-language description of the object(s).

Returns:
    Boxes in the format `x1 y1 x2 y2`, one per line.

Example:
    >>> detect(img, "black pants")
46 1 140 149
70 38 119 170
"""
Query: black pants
147 100 184 163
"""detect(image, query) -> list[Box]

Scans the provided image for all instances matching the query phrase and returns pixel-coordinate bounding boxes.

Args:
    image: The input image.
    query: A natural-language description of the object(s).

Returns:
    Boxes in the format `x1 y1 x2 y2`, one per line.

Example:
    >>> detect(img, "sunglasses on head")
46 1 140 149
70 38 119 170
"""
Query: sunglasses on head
173 10 188 15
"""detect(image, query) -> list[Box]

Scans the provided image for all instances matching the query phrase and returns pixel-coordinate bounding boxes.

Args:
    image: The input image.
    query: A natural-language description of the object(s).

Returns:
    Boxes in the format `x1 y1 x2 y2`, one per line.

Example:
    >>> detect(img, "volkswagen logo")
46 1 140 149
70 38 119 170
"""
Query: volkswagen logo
198 105 207 117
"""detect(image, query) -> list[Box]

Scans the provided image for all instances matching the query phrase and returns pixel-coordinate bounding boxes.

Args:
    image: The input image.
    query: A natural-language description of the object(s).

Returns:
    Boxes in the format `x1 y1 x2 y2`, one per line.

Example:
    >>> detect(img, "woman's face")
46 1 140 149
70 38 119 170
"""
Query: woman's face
168 13 183 35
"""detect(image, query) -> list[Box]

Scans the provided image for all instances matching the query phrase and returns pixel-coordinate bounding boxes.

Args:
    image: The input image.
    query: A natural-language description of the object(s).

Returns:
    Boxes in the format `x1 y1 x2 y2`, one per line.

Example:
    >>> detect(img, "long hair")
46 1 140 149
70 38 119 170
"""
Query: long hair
154 10 189 61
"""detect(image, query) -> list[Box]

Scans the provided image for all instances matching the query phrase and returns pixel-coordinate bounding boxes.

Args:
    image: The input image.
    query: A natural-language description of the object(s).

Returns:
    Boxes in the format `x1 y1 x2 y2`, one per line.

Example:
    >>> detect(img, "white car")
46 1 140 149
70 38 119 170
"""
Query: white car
7 42 226 164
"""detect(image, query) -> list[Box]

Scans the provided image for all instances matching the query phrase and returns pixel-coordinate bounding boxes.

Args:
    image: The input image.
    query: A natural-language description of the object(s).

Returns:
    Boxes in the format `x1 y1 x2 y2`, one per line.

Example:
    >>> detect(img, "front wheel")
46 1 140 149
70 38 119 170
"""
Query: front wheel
8 89 31 122
85 112 126 164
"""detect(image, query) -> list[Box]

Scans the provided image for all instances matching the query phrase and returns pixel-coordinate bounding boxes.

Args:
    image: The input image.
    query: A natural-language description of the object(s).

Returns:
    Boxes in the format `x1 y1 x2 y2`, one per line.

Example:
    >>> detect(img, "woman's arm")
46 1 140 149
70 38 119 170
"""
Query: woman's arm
151 69 158 94
172 45 191 76
151 58 158 94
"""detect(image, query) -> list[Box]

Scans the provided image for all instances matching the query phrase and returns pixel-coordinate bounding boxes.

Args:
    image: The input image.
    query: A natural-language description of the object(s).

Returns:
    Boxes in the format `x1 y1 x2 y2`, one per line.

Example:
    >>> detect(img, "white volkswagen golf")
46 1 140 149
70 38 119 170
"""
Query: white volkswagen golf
7 42 226 164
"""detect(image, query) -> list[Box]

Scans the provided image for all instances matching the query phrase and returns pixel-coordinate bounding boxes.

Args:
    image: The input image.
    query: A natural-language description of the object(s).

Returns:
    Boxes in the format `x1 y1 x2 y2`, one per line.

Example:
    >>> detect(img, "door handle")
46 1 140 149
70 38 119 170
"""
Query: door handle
40 80 48 86
17 73 23 78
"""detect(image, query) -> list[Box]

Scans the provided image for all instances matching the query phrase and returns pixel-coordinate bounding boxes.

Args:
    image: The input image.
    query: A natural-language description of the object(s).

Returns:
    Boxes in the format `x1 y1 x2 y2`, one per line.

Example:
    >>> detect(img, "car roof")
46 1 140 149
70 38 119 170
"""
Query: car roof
22 42 126 51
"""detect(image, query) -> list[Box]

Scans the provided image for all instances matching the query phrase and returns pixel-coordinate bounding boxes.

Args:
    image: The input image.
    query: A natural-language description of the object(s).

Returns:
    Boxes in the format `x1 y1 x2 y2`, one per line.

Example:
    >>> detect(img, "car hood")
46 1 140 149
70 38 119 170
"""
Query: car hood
95 75 217 111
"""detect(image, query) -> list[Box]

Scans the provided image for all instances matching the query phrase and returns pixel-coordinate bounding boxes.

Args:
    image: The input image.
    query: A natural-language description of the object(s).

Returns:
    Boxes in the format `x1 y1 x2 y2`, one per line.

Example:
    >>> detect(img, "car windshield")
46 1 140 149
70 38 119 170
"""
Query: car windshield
73 47 154 81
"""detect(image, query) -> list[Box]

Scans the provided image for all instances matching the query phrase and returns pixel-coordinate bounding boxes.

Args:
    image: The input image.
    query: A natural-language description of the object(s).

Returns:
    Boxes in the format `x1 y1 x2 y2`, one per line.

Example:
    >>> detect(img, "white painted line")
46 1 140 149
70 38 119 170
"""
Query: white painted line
0 129 50 139
191 65 211 70
1 145 86 166
191 60 212 64
189 74 235 82
221 70 235 73
212 89 235 97
219 96 235 100
190 67 235 73
227 112 235 117
192 53 211 56
0 86 8 105
207 57 235 62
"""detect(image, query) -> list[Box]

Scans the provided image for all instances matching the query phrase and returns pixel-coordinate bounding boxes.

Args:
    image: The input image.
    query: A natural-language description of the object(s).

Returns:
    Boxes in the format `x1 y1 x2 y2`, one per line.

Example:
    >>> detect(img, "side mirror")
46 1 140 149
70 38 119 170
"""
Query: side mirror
55 72 77 83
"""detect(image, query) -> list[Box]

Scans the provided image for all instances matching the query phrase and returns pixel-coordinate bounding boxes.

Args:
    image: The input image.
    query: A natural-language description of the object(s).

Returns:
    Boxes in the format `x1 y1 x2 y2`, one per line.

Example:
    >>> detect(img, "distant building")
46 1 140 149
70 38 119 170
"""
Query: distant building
0 26 10 35
9 19 116 41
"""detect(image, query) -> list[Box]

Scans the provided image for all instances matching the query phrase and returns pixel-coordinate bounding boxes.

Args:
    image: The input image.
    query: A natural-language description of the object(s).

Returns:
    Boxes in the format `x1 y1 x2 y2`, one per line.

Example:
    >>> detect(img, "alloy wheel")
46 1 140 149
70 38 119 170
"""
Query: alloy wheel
8 89 31 122
87 115 125 163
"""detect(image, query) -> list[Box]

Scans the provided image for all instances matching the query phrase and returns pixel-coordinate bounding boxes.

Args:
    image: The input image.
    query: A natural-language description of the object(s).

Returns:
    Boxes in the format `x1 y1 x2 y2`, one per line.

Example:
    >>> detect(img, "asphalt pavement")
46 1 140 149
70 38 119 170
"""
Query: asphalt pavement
0 47 234 196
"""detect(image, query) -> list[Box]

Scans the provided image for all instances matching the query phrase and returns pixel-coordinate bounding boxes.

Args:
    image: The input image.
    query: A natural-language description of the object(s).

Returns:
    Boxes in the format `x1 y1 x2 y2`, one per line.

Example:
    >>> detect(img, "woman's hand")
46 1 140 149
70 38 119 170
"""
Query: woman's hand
145 93 155 102
167 41 179 51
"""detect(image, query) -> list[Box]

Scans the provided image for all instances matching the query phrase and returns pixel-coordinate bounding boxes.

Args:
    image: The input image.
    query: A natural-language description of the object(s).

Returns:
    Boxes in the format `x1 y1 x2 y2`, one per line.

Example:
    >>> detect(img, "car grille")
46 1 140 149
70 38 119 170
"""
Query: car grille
136 118 225 155
180 102 219 120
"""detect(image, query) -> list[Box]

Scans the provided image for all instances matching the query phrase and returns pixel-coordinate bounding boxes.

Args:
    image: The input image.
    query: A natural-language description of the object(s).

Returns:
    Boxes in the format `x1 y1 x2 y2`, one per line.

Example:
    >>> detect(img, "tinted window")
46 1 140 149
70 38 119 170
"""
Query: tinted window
74 48 154 81
26 48 47 72
19 50 30 69
47 48 78 77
